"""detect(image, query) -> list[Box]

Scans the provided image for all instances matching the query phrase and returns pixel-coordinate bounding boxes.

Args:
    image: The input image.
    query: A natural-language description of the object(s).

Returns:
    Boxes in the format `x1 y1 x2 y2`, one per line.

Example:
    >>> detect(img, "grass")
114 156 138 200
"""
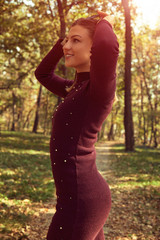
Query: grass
0 132 160 239
110 143 160 191
106 143 160 239
0 131 54 236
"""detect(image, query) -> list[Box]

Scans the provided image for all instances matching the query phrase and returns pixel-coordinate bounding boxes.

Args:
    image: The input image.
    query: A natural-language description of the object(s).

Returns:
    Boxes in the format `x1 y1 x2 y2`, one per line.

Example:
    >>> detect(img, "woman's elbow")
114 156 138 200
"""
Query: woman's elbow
34 67 40 80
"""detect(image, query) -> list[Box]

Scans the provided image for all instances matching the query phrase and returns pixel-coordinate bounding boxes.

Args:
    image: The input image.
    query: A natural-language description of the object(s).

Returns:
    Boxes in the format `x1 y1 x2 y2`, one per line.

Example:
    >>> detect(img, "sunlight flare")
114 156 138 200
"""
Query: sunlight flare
133 0 160 28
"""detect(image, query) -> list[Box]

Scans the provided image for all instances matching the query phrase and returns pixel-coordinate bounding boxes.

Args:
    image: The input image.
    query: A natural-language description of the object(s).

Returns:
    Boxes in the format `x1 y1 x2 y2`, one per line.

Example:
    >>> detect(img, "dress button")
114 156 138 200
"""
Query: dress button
68 153 71 156
70 137 73 140
72 97 75 100
60 179 63 182
55 149 58 152
65 123 69 126
53 137 55 140
70 112 73 115
76 89 78 91
60 226 63 230
64 160 67 163
52 116 53 118
53 162 56 165
60 207 63 210
69 197 72 200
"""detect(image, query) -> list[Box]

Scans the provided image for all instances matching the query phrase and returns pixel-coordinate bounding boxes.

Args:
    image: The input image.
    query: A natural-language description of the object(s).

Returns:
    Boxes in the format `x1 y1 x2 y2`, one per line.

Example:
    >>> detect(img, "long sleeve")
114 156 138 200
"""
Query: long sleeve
35 39 73 98
89 20 119 103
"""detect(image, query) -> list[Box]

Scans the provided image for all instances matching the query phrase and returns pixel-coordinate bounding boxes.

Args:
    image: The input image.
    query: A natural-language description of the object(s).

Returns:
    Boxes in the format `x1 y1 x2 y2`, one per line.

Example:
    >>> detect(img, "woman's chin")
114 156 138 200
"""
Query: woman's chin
65 62 74 68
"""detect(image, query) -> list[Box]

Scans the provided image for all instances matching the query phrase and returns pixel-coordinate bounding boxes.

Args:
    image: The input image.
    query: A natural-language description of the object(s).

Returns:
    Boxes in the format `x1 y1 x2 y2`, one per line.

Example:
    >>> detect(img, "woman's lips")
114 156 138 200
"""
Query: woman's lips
65 54 74 59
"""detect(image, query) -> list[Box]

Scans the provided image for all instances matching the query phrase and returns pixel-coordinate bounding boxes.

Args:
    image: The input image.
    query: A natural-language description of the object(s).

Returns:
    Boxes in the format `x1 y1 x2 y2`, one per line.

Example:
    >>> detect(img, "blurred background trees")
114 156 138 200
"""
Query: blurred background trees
0 0 160 149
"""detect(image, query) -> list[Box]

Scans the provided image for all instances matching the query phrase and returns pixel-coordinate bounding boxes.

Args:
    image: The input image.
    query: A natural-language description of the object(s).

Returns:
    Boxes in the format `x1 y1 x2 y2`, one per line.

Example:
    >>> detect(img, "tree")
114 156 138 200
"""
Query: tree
122 0 134 151
2 0 159 147
32 85 42 133
132 27 160 147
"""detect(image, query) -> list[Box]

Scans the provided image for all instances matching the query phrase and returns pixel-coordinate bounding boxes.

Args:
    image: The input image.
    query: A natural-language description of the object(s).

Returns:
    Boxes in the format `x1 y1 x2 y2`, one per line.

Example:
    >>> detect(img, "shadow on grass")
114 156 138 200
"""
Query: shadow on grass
0 131 50 152
0 151 54 202
106 143 160 176
0 131 54 202
104 143 125 153
0 131 55 236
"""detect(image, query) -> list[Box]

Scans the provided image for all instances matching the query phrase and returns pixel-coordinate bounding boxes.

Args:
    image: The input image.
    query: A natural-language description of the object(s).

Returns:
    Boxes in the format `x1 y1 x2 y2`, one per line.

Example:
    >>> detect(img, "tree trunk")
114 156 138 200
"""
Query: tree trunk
108 123 114 141
56 0 67 105
108 113 115 141
32 85 42 133
140 77 147 145
57 0 66 38
108 123 115 141
23 108 33 129
98 120 106 141
153 87 158 148
11 92 16 131
43 95 49 135
122 0 134 151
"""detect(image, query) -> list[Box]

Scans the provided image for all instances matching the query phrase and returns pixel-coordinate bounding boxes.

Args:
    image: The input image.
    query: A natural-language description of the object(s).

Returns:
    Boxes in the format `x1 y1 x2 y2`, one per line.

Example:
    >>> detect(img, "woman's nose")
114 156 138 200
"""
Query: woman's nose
63 40 71 51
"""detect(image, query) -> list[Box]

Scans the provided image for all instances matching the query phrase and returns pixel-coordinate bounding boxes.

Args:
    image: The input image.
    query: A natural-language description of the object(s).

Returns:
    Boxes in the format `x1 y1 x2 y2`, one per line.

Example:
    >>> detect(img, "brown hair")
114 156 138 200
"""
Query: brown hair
71 17 98 39
66 17 98 92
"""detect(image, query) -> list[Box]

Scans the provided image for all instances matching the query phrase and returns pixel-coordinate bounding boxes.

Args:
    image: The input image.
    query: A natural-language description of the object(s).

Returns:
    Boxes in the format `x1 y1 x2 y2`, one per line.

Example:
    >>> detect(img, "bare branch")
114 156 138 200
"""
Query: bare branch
47 0 54 20
67 0 84 12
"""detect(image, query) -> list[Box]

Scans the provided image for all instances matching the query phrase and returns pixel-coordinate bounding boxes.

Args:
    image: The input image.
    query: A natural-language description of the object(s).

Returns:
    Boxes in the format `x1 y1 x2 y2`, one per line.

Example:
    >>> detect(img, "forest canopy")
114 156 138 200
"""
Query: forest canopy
0 0 160 148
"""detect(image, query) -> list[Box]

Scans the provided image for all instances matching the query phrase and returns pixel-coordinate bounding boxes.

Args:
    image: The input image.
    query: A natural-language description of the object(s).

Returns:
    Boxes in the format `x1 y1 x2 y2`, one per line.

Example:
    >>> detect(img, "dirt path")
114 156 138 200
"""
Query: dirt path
23 142 159 240
22 142 112 239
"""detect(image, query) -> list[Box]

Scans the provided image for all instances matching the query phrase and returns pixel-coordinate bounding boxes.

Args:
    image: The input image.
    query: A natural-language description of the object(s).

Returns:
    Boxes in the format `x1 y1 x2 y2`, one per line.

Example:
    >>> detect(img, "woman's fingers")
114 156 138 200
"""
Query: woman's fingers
103 16 114 26
61 37 67 46
97 11 114 26
97 10 108 18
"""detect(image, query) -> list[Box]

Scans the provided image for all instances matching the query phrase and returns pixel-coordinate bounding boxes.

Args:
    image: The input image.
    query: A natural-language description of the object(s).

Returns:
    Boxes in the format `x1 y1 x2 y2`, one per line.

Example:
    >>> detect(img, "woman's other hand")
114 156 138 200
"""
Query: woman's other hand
97 10 114 26
61 37 67 47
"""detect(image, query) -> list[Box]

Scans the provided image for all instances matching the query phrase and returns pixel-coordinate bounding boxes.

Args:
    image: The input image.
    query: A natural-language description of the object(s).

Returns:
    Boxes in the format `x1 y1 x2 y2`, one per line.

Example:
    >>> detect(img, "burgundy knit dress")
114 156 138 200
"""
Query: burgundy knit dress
35 19 119 240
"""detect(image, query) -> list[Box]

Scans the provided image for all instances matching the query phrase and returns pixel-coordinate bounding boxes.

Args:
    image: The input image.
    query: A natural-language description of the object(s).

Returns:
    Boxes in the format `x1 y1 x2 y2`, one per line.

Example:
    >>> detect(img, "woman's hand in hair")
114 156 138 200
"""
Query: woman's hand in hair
61 37 67 47
97 10 114 26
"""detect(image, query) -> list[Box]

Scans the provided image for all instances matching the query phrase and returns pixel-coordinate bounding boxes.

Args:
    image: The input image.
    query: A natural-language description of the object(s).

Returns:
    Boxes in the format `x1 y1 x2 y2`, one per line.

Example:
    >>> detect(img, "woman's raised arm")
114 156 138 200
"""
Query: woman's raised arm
35 39 73 98
89 18 119 103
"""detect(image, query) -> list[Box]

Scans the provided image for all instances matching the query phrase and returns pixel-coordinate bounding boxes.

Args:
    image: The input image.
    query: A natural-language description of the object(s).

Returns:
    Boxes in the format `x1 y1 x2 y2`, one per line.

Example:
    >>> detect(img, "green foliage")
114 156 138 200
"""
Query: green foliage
1 0 124 135
1 0 160 147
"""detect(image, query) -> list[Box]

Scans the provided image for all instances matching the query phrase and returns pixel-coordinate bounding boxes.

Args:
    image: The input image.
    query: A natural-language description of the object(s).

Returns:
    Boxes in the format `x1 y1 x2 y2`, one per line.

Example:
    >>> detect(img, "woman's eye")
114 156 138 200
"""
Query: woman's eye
73 38 80 43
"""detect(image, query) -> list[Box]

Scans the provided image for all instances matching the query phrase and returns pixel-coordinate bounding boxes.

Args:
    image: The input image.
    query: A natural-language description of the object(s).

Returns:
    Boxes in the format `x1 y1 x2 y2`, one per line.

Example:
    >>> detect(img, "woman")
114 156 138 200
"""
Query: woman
35 11 119 240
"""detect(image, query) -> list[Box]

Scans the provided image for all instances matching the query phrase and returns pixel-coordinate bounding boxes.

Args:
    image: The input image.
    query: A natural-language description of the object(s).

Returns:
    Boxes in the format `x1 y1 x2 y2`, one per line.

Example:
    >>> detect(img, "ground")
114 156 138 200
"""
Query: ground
21 142 160 240
0 132 159 240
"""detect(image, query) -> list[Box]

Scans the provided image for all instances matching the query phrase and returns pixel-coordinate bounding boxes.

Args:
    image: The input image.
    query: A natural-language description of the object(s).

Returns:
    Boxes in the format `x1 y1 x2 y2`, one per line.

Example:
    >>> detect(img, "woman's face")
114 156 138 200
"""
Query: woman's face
63 25 93 73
